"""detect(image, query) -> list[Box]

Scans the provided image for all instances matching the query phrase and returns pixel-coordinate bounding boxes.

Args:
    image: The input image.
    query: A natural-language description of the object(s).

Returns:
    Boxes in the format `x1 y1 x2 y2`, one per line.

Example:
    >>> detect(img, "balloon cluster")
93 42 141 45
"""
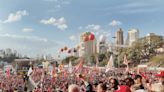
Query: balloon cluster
60 32 95 54
82 32 95 42
60 46 78 54
60 46 68 52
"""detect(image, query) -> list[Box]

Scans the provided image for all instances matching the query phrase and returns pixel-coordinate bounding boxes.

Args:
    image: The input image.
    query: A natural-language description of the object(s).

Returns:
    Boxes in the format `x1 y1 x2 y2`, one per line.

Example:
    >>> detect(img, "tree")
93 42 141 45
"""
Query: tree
62 56 78 65
117 35 164 67
89 55 96 65
98 53 106 62
148 53 164 67
131 35 163 63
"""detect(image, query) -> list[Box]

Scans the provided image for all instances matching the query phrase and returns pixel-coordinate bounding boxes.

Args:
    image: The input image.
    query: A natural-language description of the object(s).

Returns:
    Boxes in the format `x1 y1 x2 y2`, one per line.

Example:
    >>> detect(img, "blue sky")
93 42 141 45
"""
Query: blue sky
0 0 164 57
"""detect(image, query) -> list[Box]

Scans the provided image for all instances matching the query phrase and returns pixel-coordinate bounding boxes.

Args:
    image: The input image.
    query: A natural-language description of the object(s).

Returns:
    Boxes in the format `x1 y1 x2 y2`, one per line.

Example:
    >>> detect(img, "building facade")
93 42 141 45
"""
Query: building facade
127 29 139 46
116 28 124 45
79 32 97 57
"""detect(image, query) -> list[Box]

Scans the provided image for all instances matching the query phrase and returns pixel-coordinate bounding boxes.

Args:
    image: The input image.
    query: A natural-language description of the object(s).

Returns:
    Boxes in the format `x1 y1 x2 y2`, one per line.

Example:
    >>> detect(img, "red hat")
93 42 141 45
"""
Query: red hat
155 71 164 77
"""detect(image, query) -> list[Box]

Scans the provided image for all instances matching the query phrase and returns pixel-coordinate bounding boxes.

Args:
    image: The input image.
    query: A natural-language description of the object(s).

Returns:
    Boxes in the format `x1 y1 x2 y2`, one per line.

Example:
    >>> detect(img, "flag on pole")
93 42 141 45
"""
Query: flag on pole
105 55 114 72
123 55 129 65
68 61 73 73
123 54 130 73
50 65 56 78
125 64 129 72
6 68 10 77
74 58 84 73
58 63 64 73
27 67 33 76
96 55 99 68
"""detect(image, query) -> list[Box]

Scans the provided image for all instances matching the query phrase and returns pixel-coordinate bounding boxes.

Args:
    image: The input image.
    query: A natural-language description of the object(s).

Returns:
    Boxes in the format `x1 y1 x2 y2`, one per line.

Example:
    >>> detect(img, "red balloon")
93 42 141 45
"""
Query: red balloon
89 33 95 40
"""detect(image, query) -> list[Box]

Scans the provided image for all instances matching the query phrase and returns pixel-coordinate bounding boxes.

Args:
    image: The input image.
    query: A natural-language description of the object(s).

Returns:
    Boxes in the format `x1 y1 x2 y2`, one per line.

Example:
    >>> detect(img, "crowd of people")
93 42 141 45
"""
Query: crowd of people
0 65 164 92
0 73 26 91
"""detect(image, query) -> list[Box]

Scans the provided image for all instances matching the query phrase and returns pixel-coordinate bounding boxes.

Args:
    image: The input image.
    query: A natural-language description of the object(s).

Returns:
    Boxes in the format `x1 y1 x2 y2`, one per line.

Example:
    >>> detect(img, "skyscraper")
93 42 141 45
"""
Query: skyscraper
127 29 139 46
79 32 97 57
116 28 124 45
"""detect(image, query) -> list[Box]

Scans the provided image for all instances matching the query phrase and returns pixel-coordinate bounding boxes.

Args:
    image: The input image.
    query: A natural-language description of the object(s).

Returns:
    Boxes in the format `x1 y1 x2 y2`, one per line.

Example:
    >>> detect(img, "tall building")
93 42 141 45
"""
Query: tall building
79 32 97 57
146 33 156 44
116 28 124 45
127 29 139 46
147 33 155 36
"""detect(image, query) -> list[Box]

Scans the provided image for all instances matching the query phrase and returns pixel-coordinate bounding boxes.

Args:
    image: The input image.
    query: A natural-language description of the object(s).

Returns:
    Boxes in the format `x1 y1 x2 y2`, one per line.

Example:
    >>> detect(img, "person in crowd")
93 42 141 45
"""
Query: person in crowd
97 83 107 92
108 78 119 91
114 78 132 92
0 67 164 92
13 88 18 92
23 74 29 83
148 70 164 92
115 84 131 92
68 84 80 92
125 77 134 88
78 74 93 92
93 80 99 92
131 75 146 92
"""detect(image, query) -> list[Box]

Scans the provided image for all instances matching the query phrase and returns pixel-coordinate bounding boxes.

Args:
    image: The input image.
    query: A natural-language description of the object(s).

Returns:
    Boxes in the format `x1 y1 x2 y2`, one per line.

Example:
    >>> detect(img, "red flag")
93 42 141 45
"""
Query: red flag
125 64 129 73
6 68 10 77
74 58 84 73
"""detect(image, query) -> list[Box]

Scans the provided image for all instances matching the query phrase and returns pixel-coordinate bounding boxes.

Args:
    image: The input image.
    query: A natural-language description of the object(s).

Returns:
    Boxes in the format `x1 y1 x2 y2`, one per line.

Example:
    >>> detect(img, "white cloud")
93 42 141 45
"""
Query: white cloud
85 24 101 31
102 31 111 37
119 8 159 14
3 10 28 23
113 3 153 10
40 17 68 30
0 20 2 23
56 5 61 8
44 0 70 4
0 33 64 57
45 0 71 13
109 20 122 26
78 26 83 30
69 35 76 41
0 33 47 42
40 17 56 24
102 2 160 16
43 0 58 2
79 24 112 39
22 28 34 32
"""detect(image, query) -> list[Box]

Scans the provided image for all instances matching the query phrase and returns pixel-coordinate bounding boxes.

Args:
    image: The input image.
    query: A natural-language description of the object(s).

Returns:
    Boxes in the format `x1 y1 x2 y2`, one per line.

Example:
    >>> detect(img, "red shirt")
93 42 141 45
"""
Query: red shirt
115 85 131 92
47 88 52 92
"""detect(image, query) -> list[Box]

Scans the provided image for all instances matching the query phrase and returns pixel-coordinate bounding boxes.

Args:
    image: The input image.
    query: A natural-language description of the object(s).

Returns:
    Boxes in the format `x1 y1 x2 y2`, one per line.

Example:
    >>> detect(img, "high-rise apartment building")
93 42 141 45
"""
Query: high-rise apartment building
79 32 97 57
116 28 124 45
127 29 139 46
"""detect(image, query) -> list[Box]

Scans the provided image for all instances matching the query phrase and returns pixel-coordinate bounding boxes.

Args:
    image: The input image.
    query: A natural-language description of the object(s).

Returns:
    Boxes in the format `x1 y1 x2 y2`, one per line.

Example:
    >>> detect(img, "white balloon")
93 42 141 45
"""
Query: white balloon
99 35 106 42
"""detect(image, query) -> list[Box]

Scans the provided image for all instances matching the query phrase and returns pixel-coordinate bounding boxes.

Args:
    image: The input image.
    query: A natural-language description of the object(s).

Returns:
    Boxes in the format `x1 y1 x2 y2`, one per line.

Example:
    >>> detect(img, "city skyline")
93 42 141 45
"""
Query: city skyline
0 0 164 57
